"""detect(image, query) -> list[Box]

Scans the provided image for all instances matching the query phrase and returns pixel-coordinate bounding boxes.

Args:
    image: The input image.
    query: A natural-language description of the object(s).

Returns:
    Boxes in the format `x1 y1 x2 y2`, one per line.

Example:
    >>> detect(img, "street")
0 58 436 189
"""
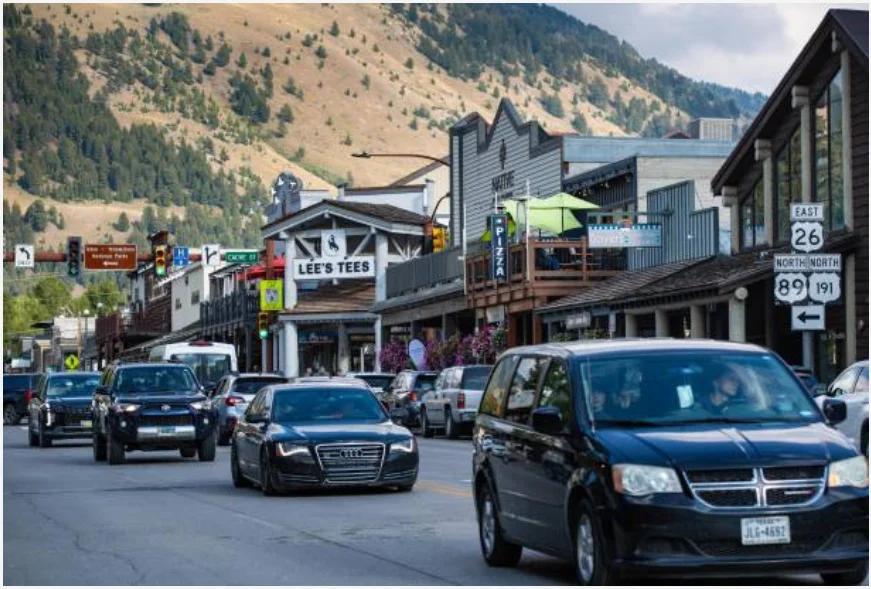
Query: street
3 425 858 586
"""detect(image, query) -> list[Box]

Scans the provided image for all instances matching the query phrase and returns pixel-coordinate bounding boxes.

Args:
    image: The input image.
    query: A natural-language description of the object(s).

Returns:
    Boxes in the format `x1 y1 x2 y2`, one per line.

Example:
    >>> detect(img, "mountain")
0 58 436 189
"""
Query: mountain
3 3 766 252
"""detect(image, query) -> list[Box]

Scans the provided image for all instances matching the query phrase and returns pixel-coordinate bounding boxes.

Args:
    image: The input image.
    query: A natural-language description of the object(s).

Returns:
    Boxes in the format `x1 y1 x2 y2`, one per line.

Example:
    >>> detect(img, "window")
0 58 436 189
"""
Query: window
739 179 766 249
814 70 845 230
175 298 182 310
505 357 549 424
538 362 572 426
830 368 860 396
479 356 520 418
191 290 201 305
775 128 802 242
855 368 869 394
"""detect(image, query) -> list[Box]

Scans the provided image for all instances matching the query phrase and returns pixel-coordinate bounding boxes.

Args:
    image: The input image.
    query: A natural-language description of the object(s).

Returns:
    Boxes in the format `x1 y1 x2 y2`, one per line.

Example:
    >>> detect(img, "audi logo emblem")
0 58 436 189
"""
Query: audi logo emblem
161 404 171 412
339 448 363 459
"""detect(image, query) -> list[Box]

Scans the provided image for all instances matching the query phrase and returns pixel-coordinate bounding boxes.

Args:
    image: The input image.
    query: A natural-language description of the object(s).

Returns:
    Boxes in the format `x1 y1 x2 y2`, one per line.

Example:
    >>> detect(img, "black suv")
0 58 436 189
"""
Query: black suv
472 340 868 585
28 372 100 447
92 362 218 465
4 373 40 425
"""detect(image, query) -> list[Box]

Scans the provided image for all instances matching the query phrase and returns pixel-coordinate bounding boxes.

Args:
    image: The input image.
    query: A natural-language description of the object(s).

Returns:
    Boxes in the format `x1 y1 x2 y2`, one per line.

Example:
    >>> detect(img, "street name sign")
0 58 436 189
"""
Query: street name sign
14 244 34 268
791 305 825 331
84 244 137 271
224 250 259 264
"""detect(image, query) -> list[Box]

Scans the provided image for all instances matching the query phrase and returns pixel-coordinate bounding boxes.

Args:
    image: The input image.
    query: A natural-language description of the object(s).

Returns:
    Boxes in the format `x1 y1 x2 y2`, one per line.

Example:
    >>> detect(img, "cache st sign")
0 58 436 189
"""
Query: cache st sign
292 257 375 280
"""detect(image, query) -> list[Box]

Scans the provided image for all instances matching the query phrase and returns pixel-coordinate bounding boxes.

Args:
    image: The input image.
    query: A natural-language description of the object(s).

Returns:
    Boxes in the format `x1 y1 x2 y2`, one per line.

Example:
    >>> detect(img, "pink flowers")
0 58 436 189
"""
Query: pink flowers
379 340 410 373
424 326 507 369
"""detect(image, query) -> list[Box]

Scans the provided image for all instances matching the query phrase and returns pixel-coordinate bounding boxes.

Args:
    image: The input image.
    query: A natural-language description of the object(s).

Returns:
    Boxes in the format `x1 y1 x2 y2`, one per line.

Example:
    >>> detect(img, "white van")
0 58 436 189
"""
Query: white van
148 342 238 388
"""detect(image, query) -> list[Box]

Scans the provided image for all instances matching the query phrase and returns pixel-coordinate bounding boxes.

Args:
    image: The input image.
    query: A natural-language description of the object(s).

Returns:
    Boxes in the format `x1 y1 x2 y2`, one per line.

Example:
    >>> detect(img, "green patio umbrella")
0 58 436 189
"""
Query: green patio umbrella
504 192 599 236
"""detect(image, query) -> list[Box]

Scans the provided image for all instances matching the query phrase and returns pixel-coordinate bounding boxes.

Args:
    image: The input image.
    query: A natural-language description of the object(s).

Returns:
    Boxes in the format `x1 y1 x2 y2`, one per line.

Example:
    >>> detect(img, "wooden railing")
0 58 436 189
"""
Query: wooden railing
201 290 259 332
95 297 172 343
386 246 464 298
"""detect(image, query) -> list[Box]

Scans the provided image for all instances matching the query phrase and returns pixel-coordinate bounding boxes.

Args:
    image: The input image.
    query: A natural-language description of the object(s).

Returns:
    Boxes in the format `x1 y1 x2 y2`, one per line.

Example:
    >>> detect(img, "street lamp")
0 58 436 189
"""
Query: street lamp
351 151 449 167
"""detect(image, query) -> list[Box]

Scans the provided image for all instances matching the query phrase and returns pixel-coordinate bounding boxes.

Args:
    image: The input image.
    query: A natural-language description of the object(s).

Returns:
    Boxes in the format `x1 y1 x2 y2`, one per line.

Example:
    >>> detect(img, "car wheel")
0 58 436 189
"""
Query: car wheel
572 500 618 585
260 449 278 496
179 447 197 459
107 428 125 465
477 481 522 567
821 561 868 585
38 422 52 448
217 428 231 447
421 409 434 438
93 429 107 462
4 404 19 425
861 422 868 459
198 430 217 462
231 443 251 488
445 406 458 439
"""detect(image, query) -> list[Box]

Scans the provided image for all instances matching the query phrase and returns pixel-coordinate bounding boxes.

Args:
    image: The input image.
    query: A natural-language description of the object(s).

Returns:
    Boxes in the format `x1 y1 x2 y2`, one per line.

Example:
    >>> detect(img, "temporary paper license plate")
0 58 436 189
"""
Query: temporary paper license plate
157 426 176 435
741 516 791 545
80 420 92 428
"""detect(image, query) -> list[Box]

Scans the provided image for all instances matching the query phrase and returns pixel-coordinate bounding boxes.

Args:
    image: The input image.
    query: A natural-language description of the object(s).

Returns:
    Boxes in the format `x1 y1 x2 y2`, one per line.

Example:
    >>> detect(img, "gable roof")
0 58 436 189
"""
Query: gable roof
712 9 869 194
262 199 429 238
450 98 563 158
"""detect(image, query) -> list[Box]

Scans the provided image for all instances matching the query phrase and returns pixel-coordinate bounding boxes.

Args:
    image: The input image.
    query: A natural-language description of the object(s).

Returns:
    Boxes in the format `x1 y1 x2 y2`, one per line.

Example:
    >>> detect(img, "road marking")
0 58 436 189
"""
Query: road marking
416 480 470 499
19 427 28 431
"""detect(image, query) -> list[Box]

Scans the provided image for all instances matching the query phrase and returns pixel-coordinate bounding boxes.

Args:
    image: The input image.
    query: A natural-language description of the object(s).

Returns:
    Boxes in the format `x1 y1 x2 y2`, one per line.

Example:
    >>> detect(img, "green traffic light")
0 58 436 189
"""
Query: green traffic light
156 266 166 277
258 329 268 339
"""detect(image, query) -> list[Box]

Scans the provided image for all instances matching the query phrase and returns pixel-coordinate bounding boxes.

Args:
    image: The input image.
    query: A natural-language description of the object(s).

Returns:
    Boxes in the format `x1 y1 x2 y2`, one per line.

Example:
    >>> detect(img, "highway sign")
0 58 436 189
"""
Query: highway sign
224 250 259 264
84 244 137 271
808 272 841 304
791 305 825 331
790 203 824 221
201 244 221 267
774 272 808 304
790 221 824 253
173 247 190 267
64 354 80 371
14 244 34 268
774 253 841 273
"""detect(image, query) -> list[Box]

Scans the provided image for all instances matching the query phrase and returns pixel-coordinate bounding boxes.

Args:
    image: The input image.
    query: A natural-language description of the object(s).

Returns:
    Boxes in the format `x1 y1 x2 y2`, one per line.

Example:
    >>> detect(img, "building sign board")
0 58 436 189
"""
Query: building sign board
321 229 347 259
791 305 825 331
14 244 34 268
293 257 375 280
588 224 662 248
565 312 592 330
489 214 508 283
84 244 137 271
260 279 284 311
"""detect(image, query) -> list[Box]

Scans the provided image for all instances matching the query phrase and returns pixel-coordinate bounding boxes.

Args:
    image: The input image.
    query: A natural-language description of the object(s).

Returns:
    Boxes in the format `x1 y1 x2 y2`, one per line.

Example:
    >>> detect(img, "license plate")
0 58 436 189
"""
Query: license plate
741 516 791 545
80 420 92 428
157 426 176 435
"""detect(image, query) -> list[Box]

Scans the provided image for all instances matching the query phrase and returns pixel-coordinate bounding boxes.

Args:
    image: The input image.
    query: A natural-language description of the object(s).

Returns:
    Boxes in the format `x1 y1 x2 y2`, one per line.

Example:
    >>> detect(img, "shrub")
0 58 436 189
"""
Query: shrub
315 45 327 59
404 57 413 69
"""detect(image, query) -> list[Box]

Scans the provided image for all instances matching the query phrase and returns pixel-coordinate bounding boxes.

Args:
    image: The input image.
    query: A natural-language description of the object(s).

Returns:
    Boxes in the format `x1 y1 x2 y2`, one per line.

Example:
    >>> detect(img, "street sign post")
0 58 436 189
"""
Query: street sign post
14 244 34 268
64 354 80 372
224 250 259 264
201 244 221 267
791 305 825 331
173 247 190 267
83 244 137 271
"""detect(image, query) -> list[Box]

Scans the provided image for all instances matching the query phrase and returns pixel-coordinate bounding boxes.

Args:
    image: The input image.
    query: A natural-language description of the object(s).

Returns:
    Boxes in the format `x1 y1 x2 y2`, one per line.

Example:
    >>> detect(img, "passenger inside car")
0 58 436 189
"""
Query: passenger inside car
702 367 747 413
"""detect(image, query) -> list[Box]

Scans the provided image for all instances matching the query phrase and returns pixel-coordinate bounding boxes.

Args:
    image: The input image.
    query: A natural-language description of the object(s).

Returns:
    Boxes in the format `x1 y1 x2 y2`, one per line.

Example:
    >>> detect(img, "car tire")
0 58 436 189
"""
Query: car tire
93 429 107 462
38 423 52 448
421 409 434 438
4 404 20 425
572 499 619 586
477 481 522 567
861 422 868 459
445 406 458 439
231 443 251 488
179 447 197 459
198 430 217 462
821 561 868 585
217 428 231 447
260 449 278 496
107 428 125 465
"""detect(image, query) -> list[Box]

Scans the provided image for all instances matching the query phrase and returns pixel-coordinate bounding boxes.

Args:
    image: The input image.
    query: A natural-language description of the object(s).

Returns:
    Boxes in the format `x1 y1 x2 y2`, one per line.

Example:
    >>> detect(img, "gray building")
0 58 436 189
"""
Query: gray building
689 117 737 141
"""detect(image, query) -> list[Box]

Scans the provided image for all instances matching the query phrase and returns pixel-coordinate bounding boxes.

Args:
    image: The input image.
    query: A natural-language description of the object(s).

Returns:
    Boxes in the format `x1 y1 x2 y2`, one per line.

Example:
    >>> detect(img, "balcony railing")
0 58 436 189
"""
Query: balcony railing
465 238 626 294
96 297 172 343
201 290 259 332
386 245 464 298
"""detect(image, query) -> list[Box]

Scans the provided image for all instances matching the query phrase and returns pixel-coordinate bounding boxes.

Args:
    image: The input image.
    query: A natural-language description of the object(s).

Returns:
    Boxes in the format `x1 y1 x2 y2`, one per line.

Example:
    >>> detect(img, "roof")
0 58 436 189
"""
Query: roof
503 338 767 359
390 159 449 186
343 184 426 195
292 282 375 315
262 199 429 236
712 9 869 194
563 135 735 163
538 258 704 314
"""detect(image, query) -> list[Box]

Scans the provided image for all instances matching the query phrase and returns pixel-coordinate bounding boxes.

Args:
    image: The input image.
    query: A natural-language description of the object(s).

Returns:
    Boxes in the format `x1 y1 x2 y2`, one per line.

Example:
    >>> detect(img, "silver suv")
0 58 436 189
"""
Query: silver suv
213 374 290 445
421 365 492 438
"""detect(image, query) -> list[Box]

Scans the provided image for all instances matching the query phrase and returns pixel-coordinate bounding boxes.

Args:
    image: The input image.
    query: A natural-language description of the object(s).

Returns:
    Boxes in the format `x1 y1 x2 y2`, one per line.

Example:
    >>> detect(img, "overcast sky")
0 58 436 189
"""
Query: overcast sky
552 3 865 94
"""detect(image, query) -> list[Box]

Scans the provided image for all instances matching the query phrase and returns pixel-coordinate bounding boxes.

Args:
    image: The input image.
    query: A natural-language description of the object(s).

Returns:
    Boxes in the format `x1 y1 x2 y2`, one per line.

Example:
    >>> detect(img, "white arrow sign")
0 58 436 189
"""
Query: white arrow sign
201 244 221 267
774 272 808 304
791 305 825 331
14 244 34 268
808 272 841 304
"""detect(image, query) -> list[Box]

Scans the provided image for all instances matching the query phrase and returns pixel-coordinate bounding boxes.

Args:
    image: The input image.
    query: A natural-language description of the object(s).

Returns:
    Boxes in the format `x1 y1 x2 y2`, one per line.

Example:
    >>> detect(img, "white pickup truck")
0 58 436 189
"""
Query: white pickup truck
421 365 492 438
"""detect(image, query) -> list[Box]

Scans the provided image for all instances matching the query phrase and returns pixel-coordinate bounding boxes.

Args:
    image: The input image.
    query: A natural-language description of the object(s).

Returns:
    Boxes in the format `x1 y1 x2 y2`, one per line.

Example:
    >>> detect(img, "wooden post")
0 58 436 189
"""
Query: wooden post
581 237 588 282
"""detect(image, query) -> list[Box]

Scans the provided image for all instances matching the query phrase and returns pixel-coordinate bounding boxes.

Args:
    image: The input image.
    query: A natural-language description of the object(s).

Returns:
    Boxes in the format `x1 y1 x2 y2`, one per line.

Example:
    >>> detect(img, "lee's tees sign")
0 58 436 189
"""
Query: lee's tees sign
292 229 375 280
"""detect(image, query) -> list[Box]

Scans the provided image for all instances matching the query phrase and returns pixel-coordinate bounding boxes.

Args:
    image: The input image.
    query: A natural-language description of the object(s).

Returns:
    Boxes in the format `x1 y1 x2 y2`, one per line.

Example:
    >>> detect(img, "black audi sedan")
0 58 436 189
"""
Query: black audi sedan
231 381 418 495
27 372 101 447
472 340 868 585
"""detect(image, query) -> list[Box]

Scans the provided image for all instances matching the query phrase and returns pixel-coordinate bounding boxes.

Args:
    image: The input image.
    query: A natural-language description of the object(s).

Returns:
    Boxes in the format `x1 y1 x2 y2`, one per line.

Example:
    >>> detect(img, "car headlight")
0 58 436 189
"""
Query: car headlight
113 403 140 413
189 401 211 411
828 456 869 488
612 464 682 496
277 442 310 458
390 438 416 454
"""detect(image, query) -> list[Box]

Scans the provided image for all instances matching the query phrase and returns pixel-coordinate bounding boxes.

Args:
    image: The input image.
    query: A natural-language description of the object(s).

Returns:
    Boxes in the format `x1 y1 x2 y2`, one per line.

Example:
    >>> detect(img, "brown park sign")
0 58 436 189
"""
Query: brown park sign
84 244 137 271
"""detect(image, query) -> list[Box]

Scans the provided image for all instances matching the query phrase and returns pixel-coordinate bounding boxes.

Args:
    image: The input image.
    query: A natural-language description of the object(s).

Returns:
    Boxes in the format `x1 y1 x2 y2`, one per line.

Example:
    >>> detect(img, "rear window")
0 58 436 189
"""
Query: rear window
4 375 32 389
461 366 492 390
357 375 393 390
414 374 438 391
232 377 287 395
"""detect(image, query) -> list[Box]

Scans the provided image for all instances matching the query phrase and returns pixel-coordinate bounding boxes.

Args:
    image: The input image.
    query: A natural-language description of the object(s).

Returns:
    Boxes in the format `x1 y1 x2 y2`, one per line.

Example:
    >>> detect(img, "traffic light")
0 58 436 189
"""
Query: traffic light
257 312 269 339
154 245 167 277
432 227 446 253
66 236 82 277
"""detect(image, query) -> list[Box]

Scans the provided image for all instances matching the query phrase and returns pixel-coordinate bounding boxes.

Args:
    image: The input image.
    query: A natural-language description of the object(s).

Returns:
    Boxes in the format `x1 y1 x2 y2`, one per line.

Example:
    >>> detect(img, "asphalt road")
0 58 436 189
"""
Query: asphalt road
3 425 862 585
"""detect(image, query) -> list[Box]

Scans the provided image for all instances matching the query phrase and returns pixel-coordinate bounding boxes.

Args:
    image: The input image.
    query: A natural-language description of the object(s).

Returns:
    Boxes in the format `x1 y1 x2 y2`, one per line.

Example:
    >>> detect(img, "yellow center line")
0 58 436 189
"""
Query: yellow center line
416 480 472 498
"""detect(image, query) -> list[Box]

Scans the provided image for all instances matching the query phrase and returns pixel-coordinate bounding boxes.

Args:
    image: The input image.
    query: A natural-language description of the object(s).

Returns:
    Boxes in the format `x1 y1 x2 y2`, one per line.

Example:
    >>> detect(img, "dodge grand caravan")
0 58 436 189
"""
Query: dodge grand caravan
472 340 868 585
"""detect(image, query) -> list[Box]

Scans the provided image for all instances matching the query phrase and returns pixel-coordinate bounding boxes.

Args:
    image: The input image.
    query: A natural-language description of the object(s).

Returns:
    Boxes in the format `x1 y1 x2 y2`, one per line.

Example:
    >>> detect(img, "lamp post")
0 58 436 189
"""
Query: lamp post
351 151 449 167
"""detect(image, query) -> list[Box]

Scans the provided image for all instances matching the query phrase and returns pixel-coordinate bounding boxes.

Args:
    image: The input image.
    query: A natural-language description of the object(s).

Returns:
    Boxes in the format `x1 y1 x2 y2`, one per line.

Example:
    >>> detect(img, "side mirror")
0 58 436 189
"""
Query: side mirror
531 406 564 435
822 398 847 425
827 386 844 398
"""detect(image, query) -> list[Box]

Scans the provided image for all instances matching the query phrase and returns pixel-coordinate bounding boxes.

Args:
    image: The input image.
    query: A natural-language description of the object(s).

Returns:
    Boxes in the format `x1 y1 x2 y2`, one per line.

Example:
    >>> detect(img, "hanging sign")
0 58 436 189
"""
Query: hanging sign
489 214 508 283
588 224 662 248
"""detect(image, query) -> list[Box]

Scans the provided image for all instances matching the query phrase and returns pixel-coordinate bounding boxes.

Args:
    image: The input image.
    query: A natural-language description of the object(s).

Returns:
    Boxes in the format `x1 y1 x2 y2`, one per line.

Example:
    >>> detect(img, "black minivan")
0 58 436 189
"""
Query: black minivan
472 340 868 585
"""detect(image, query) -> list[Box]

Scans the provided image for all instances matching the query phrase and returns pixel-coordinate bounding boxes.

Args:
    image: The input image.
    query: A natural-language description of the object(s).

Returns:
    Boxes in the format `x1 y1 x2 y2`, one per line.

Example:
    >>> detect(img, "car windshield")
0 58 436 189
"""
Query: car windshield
415 374 437 391
271 387 387 424
574 351 821 426
461 366 492 390
46 374 100 397
169 353 231 384
115 367 198 395
232 377 286 395
356 375 393 390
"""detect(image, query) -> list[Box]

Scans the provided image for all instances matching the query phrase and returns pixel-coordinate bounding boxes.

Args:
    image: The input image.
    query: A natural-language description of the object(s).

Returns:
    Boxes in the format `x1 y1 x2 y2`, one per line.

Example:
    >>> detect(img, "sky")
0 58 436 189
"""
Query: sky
552 3 866 94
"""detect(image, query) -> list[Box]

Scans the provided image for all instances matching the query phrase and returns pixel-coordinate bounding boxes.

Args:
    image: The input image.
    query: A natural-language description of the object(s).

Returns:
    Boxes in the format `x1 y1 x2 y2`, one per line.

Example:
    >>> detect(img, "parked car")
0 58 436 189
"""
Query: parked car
345 372 395 400
3 372 40 425
27 372 100 447
815 360 869 457
791 365 821 392
212 373 290 446
472 340 867 585
385 370 438 428
92 362 218 464
230 380 418 494
421 365 492 438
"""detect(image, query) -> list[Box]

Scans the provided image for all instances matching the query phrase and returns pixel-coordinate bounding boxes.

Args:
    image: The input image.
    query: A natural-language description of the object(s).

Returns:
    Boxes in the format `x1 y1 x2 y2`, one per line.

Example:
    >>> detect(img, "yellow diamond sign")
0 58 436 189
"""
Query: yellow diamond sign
64 354 80 372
